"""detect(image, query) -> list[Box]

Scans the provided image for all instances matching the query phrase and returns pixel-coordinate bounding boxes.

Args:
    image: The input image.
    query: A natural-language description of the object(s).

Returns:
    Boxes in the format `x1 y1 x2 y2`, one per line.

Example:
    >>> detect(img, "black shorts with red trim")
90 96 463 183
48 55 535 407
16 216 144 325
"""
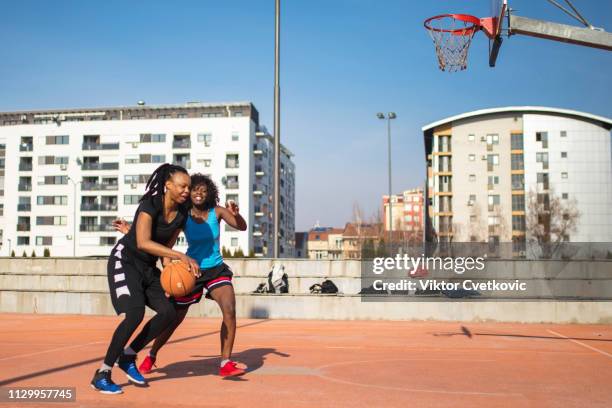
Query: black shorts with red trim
172 262 233 306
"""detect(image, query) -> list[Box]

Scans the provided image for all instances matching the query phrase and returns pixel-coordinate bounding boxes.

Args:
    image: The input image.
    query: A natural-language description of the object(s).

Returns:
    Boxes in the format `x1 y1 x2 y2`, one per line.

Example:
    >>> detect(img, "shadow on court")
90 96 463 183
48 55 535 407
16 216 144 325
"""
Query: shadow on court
431 325 612 342
144 347 291 383
0 319 270 386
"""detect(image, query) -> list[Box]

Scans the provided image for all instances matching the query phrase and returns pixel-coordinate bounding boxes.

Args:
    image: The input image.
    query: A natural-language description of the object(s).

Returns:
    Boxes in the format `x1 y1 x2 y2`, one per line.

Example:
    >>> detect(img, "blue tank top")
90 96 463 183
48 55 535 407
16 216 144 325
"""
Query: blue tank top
185 209 223 269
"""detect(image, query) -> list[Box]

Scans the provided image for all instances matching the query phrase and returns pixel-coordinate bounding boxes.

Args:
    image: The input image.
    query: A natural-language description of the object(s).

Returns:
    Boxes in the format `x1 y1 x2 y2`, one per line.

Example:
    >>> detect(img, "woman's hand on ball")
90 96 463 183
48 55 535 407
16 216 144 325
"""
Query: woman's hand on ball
179 254 201 277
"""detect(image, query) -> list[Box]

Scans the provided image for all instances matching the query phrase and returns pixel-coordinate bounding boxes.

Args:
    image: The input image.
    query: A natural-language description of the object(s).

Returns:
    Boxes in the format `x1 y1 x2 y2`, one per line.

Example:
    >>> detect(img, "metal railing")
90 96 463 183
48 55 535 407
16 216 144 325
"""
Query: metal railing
82 143 120 150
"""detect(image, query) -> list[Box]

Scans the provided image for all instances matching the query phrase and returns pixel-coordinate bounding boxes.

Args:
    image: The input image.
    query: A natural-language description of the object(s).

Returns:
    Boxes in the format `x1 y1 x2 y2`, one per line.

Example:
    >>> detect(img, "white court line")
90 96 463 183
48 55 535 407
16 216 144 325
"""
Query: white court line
315 358 522 398
326 346 363 349
547 329 612 359
0 341 104 362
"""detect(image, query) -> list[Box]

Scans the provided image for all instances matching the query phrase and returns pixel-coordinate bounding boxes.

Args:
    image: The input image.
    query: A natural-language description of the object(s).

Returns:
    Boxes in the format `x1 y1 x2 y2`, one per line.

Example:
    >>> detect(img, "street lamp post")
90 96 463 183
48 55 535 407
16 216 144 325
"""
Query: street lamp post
273 0 281 258
377 112 396 247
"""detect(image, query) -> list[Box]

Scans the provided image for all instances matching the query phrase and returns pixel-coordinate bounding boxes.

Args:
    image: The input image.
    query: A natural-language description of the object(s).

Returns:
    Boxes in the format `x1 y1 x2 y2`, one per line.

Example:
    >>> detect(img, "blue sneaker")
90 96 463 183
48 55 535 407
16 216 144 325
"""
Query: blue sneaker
91 370 123 394
118 354 147 385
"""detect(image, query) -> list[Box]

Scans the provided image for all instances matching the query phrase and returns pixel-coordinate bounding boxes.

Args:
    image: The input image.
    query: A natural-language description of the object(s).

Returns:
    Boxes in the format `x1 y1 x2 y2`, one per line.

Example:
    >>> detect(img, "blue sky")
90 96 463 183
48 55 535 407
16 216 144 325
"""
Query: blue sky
1 0 610 230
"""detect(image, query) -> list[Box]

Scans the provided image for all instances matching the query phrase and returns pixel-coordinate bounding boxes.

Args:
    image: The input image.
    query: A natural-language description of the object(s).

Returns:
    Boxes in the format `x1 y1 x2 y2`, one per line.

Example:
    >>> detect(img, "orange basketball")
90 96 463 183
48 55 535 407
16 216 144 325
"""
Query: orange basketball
161 260 196 297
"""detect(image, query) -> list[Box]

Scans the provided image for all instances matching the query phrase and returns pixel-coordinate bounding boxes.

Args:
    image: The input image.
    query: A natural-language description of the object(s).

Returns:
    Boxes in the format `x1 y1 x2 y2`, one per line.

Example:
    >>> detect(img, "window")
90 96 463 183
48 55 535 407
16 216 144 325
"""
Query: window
561 152 567 158
125 155 139 164
488 176 499 186
139 154 166 164
231 238 239 247
405 204 413 211
561 172 568 179
486 134 499 145
38 156 68 165
226 154 239 168
562 193 568 199
468 194 476 205
36 236 52 246
43 175 68 185
152 133 166 143
536 131 548 148
225 175 239 189
226 194 239 205
468 134 475 142
469 154 475 161
100 237 116 246
487 154 499 171
560 130 567 137
36 216 67 226
512 195 525 211
469 174 476 182
511 133 523 150
232 132 239 141
512 215 526 231
536 152 549 169
36 196 68 205
46 135 69 145
537 173 549 190
488 215 500 225
17 236 30 245
124 195 141 205
177 113 187 118
488 195 500 211
198 133 212 146
512 174 524 190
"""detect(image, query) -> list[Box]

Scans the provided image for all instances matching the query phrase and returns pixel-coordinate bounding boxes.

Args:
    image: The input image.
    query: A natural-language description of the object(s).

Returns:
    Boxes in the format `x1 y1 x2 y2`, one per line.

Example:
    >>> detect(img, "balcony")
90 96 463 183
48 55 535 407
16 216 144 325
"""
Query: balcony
18 184 32 192
82 143 120 150
512 181 524 190
19 164 33 171
255 166 265 176
80 224 116 232
17 204 31 211
17 224 31 232
172 140 191 149
82 162 119 170
80 203 118 211
82 182 119 191
20 144 33 152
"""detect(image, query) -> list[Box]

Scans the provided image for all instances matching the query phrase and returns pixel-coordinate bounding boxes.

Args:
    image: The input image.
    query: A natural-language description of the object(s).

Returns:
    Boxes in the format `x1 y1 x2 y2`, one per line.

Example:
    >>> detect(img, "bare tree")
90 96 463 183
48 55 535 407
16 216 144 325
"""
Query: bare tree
526 189 580 257
467 202 487 242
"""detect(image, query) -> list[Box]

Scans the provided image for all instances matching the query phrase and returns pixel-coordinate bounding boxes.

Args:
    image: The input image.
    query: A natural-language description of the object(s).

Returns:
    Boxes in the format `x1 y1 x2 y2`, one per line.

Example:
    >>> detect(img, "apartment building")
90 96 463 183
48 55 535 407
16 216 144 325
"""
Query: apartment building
383 188 424 236
0 102 295 257
422 107 612 252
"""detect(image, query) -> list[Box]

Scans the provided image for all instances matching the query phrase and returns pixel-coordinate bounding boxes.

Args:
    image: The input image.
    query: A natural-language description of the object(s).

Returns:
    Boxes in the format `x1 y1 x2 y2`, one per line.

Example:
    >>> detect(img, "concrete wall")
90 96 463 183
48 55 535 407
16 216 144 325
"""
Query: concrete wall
0 258 611 323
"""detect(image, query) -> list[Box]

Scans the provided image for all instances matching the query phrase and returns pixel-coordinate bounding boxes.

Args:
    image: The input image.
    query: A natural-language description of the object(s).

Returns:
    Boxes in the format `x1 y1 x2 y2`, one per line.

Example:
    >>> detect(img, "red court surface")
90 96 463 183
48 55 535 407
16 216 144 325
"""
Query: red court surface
0 313 611 407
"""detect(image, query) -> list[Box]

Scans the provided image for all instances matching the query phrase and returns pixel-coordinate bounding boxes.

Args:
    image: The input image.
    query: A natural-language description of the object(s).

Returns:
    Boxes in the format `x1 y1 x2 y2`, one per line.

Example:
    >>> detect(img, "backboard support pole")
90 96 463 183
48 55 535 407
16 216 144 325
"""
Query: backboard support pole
509 15 612 51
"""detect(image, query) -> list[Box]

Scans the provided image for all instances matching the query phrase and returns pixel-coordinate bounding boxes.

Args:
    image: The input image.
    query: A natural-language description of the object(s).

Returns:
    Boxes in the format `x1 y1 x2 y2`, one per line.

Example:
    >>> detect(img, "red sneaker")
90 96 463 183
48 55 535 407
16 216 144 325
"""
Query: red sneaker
219 361 246 377
139 355 156 374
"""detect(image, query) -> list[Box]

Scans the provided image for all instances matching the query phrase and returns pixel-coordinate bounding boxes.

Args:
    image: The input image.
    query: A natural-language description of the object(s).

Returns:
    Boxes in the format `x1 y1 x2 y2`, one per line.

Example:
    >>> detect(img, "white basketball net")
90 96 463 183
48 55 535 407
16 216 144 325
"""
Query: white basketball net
426 16 478 72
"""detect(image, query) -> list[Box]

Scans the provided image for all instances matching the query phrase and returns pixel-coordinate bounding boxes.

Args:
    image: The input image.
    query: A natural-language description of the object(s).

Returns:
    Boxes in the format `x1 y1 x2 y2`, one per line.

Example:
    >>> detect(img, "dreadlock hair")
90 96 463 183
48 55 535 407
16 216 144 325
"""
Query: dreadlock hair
190 173 219 210
140 163 189 206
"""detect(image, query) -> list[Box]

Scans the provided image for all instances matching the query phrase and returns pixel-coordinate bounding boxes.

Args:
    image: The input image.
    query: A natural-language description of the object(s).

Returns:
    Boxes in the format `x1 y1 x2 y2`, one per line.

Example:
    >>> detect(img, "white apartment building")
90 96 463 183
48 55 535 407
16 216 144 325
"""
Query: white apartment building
422 107 612 251
0 102 295 257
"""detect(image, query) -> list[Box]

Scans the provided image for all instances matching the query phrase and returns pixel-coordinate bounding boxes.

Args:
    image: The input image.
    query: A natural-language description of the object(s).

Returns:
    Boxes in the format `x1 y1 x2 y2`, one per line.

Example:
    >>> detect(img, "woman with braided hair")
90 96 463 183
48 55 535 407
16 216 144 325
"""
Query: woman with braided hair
91 163 200 395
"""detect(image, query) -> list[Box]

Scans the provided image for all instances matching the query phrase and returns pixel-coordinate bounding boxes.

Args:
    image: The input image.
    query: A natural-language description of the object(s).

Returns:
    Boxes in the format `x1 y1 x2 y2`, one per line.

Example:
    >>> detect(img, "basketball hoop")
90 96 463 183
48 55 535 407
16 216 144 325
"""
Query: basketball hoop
424 14 482 72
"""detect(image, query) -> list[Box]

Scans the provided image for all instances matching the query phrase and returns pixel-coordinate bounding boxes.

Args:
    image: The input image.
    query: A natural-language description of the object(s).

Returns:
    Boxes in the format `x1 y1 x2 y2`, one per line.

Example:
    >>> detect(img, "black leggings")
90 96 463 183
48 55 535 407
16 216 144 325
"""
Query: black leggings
103 300 177 367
